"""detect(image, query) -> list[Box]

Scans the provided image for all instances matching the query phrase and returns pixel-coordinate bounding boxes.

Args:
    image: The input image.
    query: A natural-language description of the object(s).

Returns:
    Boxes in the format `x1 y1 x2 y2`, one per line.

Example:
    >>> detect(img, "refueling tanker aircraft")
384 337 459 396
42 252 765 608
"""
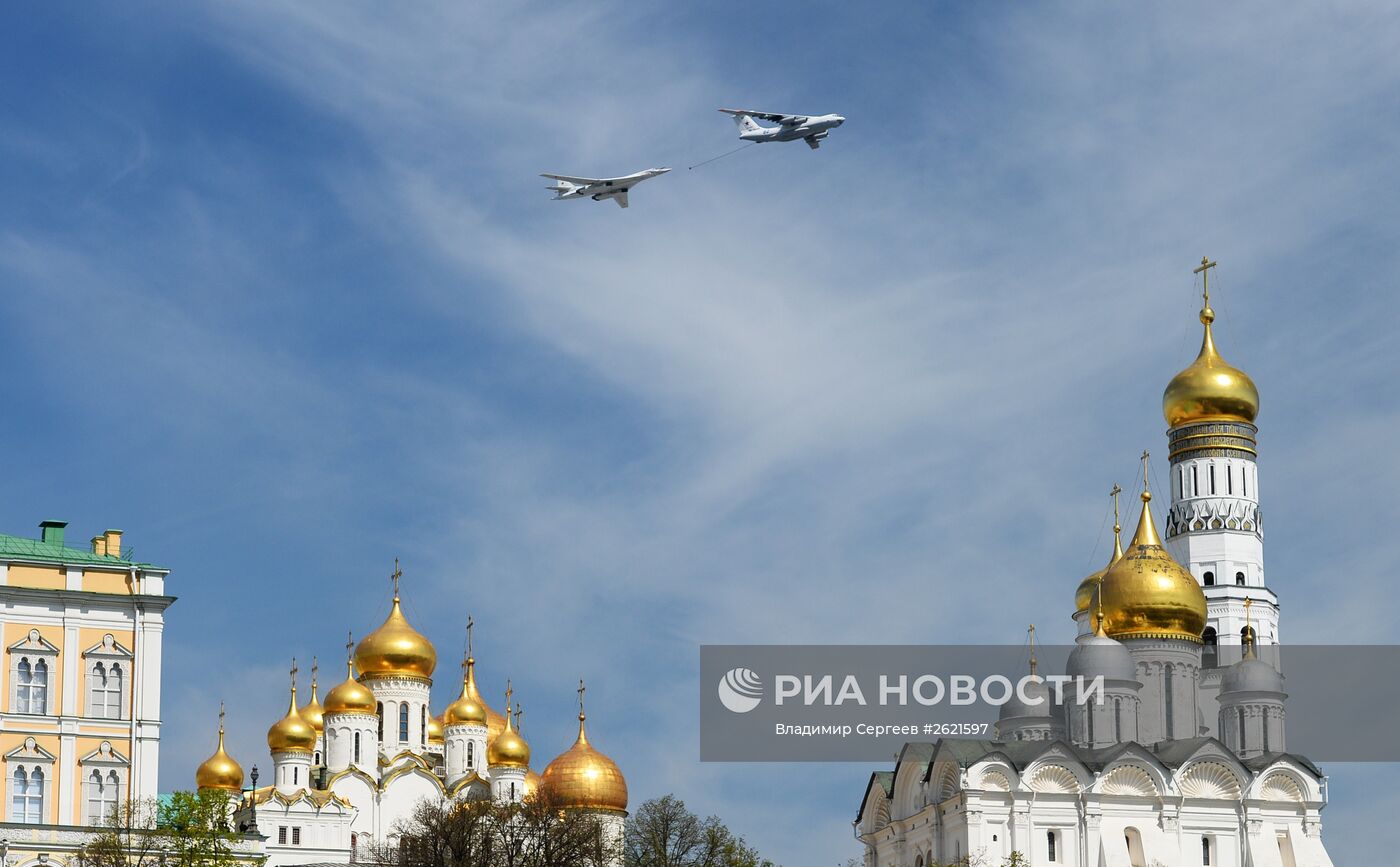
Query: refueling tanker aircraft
541 167 671 208
718 109 846 149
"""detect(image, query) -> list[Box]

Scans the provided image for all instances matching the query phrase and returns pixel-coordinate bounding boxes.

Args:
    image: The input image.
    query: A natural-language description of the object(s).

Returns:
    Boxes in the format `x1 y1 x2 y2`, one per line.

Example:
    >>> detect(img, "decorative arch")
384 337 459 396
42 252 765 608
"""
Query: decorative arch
1099 764 1157 797
1027 764 1080 794
1259 771 1305 803
1179 761 1243 799
978 768 1012 792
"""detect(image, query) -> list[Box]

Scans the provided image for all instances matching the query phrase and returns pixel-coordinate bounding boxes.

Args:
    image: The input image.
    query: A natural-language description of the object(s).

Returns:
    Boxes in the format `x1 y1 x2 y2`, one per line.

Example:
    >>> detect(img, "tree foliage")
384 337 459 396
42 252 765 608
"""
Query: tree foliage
77 790 254 867
623 795 774 867
374 789 620 867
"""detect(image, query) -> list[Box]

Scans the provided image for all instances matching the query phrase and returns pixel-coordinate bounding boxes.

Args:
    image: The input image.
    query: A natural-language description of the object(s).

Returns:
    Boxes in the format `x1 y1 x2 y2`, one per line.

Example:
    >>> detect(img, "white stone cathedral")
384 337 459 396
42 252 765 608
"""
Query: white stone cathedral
855 261 1335 867
192 581 628 867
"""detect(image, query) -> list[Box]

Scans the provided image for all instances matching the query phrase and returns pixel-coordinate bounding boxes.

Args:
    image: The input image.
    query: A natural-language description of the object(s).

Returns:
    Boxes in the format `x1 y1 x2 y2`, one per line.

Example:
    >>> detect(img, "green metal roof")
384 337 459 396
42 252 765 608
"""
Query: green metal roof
0 531 164 570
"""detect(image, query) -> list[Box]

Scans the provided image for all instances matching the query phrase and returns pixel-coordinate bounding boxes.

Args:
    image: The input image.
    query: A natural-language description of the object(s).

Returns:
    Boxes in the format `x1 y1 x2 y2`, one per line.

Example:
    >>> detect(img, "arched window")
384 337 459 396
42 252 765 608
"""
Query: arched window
1202 834 1212 865
1114 697 1123 742
420 706 427 744
1203 570 1215 586
12 766 44 823
1191 466 1199 497
85 769 120 824
1125 828 1146 867
377 703 384 740
90 662 124 719
16 658 50 715
1047 829 1058 861
399 704 410 743
1238 708 1247 749
1235 571 1246 586
293 766 298 786
1209 464 1216 494
1163 663 1175 734
354 732 362 764
1202 628 1218 668
314 751 322 766
915 856 924 867
467 741 474 769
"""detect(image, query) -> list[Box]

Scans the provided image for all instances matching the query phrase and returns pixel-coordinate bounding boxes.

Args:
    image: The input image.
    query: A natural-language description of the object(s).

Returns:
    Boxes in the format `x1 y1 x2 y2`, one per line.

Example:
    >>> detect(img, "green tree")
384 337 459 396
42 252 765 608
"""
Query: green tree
623 795 774 867
77 790 256 867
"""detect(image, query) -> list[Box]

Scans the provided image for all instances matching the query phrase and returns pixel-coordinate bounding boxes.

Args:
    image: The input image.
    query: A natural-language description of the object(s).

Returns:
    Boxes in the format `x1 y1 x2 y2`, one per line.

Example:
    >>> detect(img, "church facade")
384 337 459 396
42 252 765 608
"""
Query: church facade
855 262 1335 867
194 578 628 867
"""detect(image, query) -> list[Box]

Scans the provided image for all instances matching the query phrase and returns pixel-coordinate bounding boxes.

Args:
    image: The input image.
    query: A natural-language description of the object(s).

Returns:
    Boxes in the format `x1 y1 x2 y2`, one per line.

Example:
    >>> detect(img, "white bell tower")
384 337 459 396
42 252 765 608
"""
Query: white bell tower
1161 257 1279 682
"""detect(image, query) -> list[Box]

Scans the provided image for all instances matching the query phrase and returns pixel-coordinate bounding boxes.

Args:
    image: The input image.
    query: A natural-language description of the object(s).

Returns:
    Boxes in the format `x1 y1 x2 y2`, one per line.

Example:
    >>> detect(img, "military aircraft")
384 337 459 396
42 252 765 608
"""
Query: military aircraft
718 109 846 149
541 168 671 208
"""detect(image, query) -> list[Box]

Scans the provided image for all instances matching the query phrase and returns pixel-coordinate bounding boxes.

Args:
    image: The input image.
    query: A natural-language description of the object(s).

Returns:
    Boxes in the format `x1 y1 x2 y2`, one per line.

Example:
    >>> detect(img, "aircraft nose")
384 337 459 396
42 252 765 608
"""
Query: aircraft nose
834 116 846 125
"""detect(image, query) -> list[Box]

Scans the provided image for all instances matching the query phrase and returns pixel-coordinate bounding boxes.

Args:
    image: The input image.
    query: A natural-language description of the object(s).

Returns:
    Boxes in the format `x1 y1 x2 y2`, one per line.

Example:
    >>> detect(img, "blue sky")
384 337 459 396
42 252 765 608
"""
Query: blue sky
3 2 1399 864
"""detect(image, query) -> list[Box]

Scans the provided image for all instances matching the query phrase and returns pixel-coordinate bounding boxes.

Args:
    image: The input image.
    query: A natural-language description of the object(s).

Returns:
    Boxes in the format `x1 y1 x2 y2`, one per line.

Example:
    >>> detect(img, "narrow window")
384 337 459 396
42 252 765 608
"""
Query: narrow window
1243 467 1248 497
354 732 361 764
1263 714 1270 753
1227 466 1233 495
467 741 474 769
1114 697 1122 742
1203 570 1215 586
293 766 298 786
33 660 48 714
86 770 104 823
377 702 384 740
399 704 409 743
1192 466 1198 496
314 751 321 766
1203 628 1218 668
1236 571 1246 586
1047 830 1057 862
420 706 427 743
279 826 288 845
1163 663 1174 735
1209 464 1216 494
16 658 33 713
292 827 301 846
1086 700 1094 744
1203 835 1212 865
510 782 516 800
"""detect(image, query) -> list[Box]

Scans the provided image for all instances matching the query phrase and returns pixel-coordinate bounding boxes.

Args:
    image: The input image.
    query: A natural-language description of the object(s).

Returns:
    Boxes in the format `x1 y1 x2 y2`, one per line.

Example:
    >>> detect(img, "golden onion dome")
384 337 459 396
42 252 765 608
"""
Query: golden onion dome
487 698 531 769
1099 488 1207 642
1163 303 1259 428
324 658 376 716
355 591 437 680
195 708 244 792
541 710 628 812
524 769 543 799
428 713 445 744
267 679 318 754
445 657 490 726
298 667 325 733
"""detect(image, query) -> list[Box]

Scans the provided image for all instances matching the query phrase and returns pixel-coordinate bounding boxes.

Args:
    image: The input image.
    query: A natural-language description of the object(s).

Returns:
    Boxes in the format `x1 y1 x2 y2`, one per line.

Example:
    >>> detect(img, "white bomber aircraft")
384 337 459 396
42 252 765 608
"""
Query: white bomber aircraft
541 167 671 208
718 109 846 149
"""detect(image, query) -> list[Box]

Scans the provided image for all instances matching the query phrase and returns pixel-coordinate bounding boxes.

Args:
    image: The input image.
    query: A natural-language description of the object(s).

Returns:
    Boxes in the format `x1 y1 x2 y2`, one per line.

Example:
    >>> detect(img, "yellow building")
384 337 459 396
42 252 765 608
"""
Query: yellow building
0 520 173 867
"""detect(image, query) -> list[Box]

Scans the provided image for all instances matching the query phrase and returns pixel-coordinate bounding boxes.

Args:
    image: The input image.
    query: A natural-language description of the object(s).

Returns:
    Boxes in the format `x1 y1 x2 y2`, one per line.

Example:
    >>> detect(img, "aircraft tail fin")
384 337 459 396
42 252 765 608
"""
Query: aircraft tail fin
547 180 579 199
731 113 764 134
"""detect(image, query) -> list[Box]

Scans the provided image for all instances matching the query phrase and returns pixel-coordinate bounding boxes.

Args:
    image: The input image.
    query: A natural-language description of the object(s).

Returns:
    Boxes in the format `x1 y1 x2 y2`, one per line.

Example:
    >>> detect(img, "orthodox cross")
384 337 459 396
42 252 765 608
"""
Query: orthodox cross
345 632 354 663
505 679 514 714
391 558 402 599
219 701 226 734
1110 484 1122 533
578 678 587 716
1027 624 1038 677
515 705 523 734
290 658 298 691
466 615 475 659
1243 597 1255 652
1140 450 1152 494
310 657 318 690
1193 256 1217 307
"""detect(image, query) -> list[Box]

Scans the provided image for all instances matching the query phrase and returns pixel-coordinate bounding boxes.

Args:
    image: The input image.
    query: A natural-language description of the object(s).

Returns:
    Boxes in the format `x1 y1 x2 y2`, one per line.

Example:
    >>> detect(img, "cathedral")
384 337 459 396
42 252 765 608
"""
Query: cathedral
855 261 1335 867
192 577 628 866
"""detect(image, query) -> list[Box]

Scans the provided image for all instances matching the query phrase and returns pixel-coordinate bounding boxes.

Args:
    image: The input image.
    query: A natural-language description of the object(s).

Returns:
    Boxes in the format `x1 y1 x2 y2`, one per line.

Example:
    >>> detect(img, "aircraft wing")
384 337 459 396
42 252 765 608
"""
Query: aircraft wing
718 108 808 125
804 135 822 149
614 190 629 209
540 173 607 185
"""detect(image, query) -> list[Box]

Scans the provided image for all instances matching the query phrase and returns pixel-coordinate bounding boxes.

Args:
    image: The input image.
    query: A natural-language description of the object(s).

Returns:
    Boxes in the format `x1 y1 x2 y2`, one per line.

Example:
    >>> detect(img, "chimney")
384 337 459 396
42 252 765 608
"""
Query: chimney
92 536 108 556
38 520 67 547
103 529 123 558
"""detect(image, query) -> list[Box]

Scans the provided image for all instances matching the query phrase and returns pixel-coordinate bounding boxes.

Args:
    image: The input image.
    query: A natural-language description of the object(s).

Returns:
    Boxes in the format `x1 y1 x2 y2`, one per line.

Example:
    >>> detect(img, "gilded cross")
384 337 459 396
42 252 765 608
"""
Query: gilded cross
311 657 318 689
1193 256 1217 307
345 632 354 662
1110 484 1121 524
505 679 513 713
1140 450 1151 491
290 659 298 688
219 701 226 733
578 678 586 715
391 558 403 599
1027 625 1038 677
515 706 523 734
466 615 474 658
